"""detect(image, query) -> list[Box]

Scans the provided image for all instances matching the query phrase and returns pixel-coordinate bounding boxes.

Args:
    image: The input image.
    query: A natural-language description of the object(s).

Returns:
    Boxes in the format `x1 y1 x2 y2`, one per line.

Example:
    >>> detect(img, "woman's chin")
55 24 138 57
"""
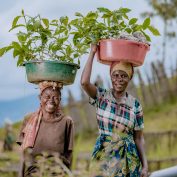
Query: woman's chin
45 104 56 113
114 87 124 92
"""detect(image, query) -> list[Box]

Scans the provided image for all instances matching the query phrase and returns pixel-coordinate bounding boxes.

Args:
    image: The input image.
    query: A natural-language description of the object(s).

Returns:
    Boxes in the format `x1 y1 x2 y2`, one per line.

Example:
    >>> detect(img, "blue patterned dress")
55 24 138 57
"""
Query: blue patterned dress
89 87 144 177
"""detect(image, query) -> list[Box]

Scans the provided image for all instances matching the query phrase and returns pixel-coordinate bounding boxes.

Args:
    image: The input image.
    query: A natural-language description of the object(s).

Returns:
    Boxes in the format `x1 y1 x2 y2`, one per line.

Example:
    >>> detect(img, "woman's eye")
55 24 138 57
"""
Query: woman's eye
114 74 119 78
44 96 50 99
122 75 127 78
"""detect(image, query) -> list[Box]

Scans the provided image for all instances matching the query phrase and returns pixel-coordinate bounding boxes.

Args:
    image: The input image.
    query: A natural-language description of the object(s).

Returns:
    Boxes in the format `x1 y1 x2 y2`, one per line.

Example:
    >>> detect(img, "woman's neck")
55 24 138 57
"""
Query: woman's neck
42 110 58 121
112 89 126 99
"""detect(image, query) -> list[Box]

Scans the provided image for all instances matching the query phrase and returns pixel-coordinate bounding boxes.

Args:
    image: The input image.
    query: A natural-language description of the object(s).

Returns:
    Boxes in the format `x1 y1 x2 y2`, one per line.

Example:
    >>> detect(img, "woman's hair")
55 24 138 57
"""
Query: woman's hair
131 66 134 80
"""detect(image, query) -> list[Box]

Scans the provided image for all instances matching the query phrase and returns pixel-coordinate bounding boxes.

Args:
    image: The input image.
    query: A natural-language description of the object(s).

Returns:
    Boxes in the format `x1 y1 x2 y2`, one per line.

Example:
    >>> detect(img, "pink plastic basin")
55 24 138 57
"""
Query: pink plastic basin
97 39 150 66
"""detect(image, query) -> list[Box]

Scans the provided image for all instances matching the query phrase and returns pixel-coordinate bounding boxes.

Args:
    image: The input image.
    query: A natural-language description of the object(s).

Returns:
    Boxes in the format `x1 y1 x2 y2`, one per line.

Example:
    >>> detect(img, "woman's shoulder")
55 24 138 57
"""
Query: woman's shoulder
22 112 36 123
63 115 74 124
126 93 142 108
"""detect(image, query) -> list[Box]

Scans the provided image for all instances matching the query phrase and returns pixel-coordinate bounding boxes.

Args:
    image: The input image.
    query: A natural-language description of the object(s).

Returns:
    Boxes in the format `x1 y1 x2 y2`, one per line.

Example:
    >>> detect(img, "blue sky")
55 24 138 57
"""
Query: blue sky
0 0 175 101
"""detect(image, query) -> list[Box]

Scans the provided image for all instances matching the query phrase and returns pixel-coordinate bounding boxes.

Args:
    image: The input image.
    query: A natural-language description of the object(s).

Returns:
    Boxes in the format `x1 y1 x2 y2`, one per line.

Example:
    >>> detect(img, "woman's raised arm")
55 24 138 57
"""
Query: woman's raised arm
80 44 97 99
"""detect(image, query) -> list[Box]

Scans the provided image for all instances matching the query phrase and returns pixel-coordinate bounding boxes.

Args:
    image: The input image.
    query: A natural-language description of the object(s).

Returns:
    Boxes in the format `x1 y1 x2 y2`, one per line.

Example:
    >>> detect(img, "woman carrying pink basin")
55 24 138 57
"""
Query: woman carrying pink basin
81 43 148 177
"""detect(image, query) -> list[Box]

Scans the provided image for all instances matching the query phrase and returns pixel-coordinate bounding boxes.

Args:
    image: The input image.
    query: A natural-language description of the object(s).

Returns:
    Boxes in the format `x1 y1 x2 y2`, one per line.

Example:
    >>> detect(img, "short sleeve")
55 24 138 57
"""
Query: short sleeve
89 87 107 107
134 100 144 130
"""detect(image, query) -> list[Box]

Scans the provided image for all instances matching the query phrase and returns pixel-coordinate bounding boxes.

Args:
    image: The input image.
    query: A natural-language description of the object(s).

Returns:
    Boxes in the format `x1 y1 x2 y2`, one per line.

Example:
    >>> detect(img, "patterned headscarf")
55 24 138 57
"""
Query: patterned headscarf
110 62 134 79
39 81 63 94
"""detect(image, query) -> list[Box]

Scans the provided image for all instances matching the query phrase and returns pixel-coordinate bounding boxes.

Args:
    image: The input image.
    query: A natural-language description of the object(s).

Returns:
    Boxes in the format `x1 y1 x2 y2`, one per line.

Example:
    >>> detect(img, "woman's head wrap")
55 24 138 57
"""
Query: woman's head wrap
110 62 134 79
39 81 63 94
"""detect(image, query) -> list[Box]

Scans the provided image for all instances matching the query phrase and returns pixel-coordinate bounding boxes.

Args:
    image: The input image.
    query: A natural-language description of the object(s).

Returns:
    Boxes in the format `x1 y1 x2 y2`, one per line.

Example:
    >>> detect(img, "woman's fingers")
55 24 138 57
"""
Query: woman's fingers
90 43 97 53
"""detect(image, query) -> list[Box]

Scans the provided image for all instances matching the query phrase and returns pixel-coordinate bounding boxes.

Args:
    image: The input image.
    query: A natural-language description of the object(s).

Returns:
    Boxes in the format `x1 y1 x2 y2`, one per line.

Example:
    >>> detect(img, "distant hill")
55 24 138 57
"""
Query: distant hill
0 94 69 126
0 94 39 126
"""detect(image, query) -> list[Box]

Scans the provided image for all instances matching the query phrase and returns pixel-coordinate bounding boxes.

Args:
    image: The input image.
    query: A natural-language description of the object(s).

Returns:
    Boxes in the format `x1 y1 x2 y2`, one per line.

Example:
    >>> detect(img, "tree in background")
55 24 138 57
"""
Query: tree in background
142 0 177 63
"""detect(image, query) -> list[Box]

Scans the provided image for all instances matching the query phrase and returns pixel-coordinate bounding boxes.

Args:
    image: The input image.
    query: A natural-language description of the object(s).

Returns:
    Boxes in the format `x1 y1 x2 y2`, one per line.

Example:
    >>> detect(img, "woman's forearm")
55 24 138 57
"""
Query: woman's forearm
135 137 148 169
80 51 95 86
64 150 72 169
80 44 97 98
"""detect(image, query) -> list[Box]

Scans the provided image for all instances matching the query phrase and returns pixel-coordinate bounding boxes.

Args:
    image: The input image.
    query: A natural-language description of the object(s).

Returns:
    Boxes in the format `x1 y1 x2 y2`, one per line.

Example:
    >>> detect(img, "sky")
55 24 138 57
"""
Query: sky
0 0 176 102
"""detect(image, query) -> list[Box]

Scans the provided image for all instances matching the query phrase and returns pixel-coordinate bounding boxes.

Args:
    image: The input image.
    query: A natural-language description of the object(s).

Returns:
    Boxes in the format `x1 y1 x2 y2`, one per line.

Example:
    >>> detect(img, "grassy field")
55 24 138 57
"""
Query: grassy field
144 100 177 132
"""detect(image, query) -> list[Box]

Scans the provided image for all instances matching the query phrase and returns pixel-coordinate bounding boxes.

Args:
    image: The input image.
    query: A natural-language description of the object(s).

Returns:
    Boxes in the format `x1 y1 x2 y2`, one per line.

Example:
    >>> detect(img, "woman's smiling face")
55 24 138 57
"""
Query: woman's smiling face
111 70 130 92
40 87 61 113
